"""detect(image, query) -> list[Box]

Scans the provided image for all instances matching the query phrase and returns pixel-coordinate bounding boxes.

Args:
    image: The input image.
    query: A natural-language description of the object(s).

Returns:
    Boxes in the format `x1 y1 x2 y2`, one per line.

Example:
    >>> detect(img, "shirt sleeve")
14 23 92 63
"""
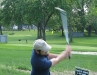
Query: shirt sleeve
39 58 52 69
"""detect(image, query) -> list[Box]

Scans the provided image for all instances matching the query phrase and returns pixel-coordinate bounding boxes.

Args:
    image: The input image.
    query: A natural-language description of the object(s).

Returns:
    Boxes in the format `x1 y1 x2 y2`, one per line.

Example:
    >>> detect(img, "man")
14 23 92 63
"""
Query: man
30 39 71 75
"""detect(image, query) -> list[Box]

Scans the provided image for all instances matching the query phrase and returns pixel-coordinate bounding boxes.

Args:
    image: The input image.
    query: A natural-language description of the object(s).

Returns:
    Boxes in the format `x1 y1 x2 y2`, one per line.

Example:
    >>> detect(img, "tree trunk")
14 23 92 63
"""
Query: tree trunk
69 23 73 43
18 25 22 30
81 16 86 33
87 25 92 37
37 22 43 39
43 28 46 41
61 26 64 36
0 25 3 35
28 25 30 31
81 0 85 33
37 24 46 40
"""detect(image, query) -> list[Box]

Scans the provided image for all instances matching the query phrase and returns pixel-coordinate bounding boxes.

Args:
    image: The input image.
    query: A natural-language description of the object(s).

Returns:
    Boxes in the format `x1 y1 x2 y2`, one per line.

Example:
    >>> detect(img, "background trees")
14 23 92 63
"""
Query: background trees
0 0 97 41
0 0 3 35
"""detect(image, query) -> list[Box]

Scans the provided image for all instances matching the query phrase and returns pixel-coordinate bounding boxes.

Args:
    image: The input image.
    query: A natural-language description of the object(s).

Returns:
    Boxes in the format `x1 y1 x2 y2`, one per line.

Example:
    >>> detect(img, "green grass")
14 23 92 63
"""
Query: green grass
51 54 97 72
0 30 97 75
0 68 28 75
0 44 31 75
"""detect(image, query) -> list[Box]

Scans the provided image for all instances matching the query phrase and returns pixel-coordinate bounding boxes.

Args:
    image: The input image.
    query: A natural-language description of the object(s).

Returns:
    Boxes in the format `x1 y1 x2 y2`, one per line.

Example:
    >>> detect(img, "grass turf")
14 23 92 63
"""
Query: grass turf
0 30 97 75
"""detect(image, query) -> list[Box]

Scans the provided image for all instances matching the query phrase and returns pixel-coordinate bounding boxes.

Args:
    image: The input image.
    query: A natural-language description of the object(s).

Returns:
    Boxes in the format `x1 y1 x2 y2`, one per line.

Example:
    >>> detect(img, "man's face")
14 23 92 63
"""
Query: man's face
40 51 49 56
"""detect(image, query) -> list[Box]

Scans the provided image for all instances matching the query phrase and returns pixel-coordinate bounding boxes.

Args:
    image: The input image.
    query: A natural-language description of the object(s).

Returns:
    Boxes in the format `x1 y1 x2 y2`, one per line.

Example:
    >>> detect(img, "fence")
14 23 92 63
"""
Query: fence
72 32 84 37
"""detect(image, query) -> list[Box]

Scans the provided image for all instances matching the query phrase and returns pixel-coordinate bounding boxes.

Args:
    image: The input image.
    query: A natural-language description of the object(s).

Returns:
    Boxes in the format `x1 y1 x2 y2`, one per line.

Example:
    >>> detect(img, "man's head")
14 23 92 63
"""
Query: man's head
33 39 52 55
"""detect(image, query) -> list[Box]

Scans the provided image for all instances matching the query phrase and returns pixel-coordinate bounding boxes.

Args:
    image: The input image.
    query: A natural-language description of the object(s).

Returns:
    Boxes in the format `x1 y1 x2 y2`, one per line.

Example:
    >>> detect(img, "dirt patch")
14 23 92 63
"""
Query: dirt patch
51 71 97 75
51 71 74 75
72 51 97 55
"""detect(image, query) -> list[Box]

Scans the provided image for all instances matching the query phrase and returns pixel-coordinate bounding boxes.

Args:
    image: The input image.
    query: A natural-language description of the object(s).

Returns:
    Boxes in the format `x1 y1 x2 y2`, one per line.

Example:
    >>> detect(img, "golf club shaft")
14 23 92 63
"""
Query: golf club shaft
55 7 70 59
60 9 70 59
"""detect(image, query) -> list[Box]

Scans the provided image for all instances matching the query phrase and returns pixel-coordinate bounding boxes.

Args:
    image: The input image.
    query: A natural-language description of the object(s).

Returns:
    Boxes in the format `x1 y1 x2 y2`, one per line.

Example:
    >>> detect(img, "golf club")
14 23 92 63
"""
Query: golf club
55 7 70 59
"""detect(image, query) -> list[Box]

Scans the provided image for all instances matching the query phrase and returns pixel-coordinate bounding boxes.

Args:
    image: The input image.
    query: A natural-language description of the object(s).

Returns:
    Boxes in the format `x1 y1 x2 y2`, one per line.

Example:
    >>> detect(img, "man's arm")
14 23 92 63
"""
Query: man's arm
48 53 58 59
50 45 71 66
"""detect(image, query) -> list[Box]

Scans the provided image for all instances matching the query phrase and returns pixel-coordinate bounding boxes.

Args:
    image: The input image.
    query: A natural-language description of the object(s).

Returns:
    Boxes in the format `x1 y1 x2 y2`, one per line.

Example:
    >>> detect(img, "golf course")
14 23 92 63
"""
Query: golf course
0 30 97 75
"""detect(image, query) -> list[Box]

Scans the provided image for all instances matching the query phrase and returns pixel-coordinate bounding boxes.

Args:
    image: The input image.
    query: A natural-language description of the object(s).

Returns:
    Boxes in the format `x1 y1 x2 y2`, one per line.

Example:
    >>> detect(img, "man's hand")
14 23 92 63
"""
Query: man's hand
65 45 71 59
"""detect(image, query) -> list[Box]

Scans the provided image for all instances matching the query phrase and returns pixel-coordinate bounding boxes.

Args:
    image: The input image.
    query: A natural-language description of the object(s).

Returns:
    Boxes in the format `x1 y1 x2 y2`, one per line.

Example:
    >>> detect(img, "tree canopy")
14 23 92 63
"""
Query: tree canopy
0 0 97 40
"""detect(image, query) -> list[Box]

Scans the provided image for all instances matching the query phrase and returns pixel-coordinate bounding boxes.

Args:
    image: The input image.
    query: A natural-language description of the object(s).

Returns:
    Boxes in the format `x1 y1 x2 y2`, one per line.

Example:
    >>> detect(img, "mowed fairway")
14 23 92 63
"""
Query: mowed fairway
0 30 97 75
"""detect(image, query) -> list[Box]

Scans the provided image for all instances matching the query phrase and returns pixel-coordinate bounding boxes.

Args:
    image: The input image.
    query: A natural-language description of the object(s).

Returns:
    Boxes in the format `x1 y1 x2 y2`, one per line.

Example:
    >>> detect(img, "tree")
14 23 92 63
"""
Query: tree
1 0 27 30
12 0 27 30
0 9 3 35
25 0 63 40
1 0 13 27
83 0 97 36
0 0 3 35
86 8 97 35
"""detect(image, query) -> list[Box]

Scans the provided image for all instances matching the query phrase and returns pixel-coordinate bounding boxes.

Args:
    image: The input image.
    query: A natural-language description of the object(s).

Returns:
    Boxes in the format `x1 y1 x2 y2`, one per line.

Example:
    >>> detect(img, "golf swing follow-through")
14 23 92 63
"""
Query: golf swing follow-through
55 7 70 59
30 7 71 75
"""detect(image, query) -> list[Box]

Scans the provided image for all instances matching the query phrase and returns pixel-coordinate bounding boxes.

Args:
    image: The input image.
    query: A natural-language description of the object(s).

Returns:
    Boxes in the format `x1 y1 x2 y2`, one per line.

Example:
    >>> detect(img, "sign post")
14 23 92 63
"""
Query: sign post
75 67 89 75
